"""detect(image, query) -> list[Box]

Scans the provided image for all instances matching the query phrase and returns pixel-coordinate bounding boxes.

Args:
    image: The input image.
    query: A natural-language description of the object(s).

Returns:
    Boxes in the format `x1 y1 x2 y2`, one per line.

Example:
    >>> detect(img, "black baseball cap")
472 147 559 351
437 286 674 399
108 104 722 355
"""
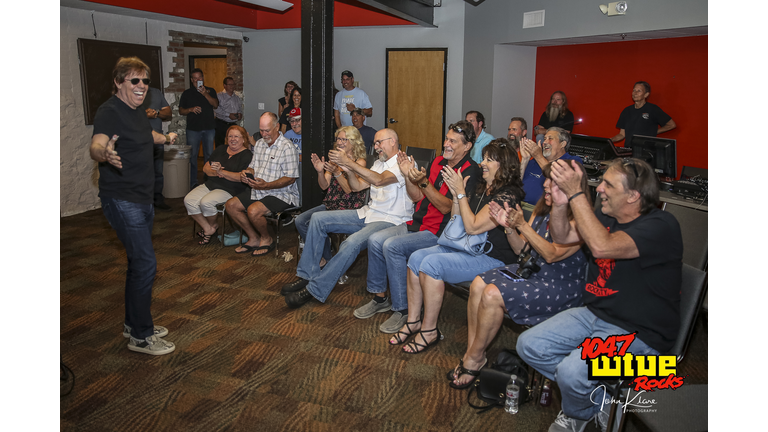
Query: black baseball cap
341 70 354 78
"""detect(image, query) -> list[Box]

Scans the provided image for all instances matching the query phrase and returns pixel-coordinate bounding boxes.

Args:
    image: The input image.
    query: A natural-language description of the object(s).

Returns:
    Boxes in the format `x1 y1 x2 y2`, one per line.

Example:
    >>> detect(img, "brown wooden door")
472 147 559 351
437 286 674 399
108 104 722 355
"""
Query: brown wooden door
193 57 227 93
386 49 447 155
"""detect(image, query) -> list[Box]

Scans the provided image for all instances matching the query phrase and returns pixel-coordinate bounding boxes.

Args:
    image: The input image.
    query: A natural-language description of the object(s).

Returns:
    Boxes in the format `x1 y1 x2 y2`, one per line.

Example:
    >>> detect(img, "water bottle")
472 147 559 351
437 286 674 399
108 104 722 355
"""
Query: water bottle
504 374 520 414
540 379 552 407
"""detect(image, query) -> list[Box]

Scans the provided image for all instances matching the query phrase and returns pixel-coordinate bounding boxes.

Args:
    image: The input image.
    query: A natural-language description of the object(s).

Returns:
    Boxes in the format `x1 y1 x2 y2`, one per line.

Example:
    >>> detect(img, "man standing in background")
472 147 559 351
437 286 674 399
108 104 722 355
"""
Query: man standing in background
334 70 372 129
179 68 219 188
214 76 243 148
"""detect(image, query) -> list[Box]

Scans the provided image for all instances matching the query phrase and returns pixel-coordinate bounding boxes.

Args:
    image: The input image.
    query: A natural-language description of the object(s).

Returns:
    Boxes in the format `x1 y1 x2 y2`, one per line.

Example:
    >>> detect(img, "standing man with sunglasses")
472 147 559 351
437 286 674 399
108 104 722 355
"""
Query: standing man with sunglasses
89 57 178 355
517 157 682 432
179 68 219 189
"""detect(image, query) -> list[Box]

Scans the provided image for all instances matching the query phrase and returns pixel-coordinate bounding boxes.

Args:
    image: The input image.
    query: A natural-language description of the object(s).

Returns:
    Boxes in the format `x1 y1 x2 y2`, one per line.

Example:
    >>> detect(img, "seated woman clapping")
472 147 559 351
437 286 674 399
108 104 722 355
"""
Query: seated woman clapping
295 126 368 263
185 125 253 245
448 161 591 389
391 139 525 354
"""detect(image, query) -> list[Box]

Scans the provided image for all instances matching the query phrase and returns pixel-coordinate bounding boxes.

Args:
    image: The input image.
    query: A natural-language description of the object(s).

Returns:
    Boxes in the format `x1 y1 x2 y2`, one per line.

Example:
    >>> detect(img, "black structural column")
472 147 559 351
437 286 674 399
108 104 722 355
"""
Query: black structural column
300 0 334 210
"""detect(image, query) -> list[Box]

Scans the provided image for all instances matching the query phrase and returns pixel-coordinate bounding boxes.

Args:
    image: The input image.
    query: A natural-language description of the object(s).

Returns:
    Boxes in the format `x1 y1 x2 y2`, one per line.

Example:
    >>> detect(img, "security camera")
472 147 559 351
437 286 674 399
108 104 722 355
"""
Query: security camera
599 1 628 16
243 36 250 43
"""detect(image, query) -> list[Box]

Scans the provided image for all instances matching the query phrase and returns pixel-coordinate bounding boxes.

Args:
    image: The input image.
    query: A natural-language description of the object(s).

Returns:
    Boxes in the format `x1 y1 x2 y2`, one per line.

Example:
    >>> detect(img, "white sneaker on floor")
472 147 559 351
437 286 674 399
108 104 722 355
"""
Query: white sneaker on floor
123 324 169 339
128 335 176 356
548 410 590 432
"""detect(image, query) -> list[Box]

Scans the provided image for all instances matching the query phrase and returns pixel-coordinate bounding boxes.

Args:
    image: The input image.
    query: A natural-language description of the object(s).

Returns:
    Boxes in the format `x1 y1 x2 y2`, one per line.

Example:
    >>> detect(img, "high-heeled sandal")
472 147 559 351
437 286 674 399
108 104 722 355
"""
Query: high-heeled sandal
198 233 215 245
402 328 443 354
448 358 487 389
389 320 421 345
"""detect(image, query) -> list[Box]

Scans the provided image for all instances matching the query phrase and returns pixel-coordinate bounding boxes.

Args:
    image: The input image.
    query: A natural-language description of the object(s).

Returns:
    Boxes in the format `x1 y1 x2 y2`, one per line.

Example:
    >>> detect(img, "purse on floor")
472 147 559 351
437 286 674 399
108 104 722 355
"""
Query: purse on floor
437 214 493 256
467 349 532 413
218 230 248 247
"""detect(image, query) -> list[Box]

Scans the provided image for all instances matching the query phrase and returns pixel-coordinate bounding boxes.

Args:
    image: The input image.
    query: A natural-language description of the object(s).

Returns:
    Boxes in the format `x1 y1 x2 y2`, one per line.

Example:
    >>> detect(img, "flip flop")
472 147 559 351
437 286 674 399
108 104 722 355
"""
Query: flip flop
449 358 487 390
235 244 259 254
252 242 276 256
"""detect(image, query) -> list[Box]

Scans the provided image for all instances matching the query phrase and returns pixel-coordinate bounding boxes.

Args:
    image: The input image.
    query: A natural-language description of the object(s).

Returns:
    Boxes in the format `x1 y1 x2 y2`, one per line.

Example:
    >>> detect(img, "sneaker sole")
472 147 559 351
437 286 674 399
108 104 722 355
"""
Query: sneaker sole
353 304 391 319
127 343 176 356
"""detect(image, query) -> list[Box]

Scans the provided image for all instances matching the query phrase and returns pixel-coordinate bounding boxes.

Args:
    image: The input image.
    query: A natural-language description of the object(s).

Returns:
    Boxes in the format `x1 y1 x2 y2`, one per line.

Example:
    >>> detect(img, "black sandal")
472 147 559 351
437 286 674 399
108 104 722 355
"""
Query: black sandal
389 320 421 346
447 360 463 381
402 328 443 354
198 233 215 245
448 358 487 389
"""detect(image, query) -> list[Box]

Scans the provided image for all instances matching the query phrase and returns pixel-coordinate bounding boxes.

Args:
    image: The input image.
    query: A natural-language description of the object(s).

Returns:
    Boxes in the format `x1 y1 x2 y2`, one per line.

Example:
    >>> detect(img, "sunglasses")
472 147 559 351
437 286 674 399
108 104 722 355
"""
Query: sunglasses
622 158 639 179
128 78 150 85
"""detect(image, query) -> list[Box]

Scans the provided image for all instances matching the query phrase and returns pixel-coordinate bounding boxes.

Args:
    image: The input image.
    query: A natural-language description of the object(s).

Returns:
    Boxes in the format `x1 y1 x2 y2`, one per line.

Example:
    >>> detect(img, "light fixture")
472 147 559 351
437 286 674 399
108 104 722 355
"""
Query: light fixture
599 1 628 16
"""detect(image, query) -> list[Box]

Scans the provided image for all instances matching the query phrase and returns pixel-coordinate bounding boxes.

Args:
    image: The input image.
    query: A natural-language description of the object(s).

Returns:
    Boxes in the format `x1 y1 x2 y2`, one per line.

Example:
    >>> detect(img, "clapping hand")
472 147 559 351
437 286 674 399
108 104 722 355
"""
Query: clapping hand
506 202 526 229
550 159 583 199
441 165 468 197
521 137 541 160
489 201 510 228
408 167 427 186
311 153 326 173
396 151 414 176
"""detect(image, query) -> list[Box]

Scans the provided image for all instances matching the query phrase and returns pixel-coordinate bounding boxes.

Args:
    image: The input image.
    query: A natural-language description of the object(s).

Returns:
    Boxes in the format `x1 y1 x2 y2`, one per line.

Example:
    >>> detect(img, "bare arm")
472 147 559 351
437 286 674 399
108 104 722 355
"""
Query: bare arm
330 150 396 188
158 106 172 121
657 119 676 135
610 129 626 143
201 87 219 109
334 110 341 129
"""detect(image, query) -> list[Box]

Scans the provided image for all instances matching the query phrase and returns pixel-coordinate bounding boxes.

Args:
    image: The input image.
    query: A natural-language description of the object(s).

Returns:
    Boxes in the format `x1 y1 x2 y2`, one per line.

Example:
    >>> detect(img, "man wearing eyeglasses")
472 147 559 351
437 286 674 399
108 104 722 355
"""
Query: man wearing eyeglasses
224 112 299 257
214 76 243 149
517 157 682 432
353 120 481 333
519 127 582 219
334 70 373 129
283 108 302 159
282 128 414 309
350 108 376 154
179 68 220 189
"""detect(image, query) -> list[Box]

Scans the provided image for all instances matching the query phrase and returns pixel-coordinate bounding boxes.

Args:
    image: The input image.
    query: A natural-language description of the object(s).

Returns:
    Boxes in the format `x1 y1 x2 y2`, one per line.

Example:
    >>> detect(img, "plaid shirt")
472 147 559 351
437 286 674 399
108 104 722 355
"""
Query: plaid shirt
248 133 300 206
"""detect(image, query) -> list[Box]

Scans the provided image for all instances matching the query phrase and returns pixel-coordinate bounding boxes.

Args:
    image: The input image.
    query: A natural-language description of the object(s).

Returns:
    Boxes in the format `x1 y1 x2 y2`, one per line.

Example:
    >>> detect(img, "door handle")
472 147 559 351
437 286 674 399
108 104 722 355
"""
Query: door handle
388 118 398 124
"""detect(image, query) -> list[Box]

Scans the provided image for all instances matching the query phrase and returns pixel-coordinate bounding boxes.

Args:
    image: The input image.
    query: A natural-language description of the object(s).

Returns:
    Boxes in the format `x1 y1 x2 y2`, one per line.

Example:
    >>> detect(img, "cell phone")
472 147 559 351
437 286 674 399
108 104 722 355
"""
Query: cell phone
245 172 255 180
498 269 525 282
197 80 203 88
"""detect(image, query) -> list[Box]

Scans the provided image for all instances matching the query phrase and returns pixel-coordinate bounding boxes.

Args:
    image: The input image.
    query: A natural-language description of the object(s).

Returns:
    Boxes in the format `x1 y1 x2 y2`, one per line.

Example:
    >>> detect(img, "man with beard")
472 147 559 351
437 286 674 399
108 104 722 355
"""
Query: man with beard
611 81 676 148
507 116 528 152
519 127 582 217
533 91 575 142
281 129 414 309
224 112 299 256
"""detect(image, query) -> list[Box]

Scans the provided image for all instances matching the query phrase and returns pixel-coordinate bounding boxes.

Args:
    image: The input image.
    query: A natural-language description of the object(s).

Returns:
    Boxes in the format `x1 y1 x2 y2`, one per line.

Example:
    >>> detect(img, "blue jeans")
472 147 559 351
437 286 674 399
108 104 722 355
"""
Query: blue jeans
367 226 437 311
516 307 659 420
295 204 332 262
297 209 394 302
407 245 505 284
101 197 157 339
187 129 215 188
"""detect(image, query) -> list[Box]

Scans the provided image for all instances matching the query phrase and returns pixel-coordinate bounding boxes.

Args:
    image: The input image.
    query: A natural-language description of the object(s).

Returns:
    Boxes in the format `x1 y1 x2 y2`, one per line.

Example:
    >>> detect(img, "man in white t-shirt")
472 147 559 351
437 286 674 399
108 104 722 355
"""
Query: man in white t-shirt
334 70 373 128
282 128 414 309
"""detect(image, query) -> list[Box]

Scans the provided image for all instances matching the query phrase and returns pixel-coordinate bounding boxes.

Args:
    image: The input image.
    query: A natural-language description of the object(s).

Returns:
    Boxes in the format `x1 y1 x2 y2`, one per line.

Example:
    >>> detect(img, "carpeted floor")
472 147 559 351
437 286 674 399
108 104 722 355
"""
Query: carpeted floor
60 197 707 431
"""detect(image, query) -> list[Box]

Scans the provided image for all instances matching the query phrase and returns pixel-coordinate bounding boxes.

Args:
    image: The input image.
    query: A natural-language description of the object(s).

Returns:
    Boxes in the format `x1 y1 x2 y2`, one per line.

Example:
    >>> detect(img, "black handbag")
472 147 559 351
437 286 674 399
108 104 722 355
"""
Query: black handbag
467 349 532 413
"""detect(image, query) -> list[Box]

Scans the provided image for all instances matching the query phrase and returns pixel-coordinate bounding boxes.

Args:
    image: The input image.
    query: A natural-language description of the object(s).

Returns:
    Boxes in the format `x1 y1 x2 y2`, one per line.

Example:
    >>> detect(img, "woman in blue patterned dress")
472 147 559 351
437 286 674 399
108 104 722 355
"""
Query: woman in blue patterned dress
448 161 592 389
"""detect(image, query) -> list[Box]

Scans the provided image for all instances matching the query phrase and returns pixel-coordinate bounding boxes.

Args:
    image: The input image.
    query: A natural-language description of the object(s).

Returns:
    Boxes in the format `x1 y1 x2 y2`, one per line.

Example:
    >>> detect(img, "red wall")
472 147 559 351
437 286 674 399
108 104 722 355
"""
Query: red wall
533 36 708 177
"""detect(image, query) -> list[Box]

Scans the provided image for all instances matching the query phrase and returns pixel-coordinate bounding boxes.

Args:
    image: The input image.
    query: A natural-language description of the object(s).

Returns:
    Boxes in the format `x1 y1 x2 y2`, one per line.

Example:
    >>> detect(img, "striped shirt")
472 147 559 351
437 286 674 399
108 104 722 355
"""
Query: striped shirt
214 91 242 122
248 133 300 206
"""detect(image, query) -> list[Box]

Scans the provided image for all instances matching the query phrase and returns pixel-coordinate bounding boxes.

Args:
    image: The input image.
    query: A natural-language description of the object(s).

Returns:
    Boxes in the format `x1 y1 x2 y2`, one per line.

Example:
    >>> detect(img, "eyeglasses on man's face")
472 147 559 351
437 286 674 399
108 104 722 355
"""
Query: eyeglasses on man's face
128 78 150 85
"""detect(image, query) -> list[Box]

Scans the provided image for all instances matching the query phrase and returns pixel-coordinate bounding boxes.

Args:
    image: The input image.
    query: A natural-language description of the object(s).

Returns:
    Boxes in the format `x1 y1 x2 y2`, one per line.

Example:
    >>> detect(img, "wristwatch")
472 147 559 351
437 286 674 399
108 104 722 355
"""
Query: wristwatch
456 193 466 200
419 182 429 189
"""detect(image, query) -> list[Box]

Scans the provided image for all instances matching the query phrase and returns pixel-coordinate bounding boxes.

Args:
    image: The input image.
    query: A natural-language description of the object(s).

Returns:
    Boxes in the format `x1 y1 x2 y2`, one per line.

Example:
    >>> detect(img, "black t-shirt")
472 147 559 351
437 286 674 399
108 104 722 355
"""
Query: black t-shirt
408 154 480 236
179 86 218 131
92 95 155 204
468 184 524 265
584 207 683 353
615 102 672 147
538 110 575 132
204 145 254 196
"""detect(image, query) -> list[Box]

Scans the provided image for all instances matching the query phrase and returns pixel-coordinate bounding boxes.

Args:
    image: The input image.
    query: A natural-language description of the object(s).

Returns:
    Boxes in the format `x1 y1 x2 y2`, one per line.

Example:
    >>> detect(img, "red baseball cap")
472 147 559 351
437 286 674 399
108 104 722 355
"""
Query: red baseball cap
289 108 302 119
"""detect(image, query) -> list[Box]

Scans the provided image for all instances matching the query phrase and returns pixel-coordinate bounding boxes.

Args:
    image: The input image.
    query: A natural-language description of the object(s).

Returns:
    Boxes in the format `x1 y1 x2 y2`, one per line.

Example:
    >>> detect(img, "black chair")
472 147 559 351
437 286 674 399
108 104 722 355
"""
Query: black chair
603 263 708 432
191 203 234 249
680 165 707 180
406 145 436 169
663 204 708 271
263 176 302 257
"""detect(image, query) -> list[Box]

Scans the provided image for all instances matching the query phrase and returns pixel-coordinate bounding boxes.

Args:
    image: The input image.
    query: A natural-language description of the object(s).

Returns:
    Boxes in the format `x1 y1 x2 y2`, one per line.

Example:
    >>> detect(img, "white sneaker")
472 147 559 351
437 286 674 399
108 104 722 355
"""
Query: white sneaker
548 410 590 432
128 335 176 356
123 324 169 339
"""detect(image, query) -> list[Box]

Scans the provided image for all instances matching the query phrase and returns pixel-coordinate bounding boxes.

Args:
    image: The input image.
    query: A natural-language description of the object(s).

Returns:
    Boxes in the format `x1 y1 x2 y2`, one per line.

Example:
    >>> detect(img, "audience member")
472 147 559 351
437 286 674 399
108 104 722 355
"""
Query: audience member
391 140 524 354
185 125 253 245
140 87 172 211
280 87 302 133
281 129 414 308
520 127 582 217
295 126 368 264
214 76 243 148
507 116 527 152
610 81 676 148
283 108 303 158
225 112 299 256
334 70 372 128
278 80 298 115
354 121 481 334
517 157 682 432
466 111 494 164
179 68 219 189
533 91 575 141
89 57 177 355
350 108 377 154
448 162 590 389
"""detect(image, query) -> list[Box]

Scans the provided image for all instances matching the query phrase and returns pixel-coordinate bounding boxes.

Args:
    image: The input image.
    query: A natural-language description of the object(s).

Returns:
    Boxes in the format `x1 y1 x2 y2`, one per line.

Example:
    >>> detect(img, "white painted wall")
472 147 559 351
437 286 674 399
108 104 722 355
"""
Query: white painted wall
241 0 466 135
489 45 537 141
60 7 241 217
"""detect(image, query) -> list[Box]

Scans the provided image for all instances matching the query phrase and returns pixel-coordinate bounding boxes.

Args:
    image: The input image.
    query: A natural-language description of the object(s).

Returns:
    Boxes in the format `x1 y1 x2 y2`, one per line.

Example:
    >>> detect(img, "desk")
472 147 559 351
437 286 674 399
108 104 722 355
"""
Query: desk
587 180 708 212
